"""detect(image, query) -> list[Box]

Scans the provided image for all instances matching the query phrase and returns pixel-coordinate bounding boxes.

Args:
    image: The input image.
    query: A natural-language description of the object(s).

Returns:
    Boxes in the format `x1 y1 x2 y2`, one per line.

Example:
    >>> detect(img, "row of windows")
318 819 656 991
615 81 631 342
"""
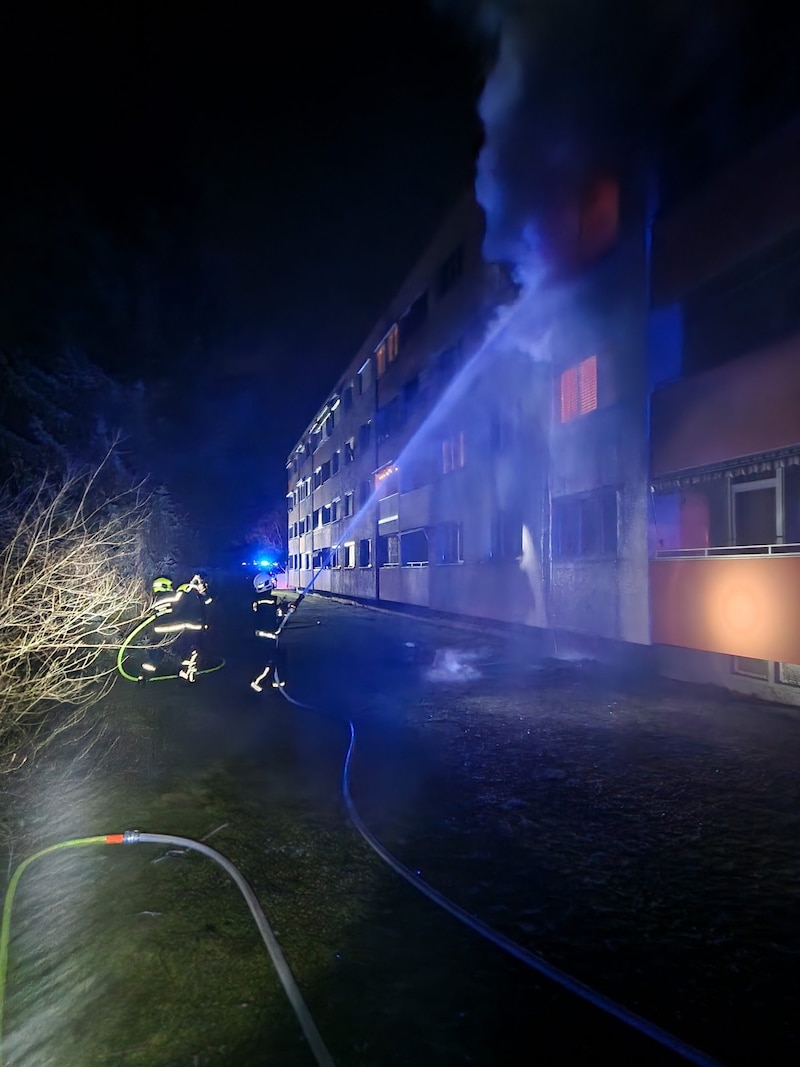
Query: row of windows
292 427 468 515
288 523 464 571
289 489 620 568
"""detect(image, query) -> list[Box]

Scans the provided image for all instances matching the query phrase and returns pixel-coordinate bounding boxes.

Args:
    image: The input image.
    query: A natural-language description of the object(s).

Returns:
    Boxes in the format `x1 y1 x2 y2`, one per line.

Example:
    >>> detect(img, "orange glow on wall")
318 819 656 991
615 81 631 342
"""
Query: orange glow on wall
579 177 619 261
650 556 800 664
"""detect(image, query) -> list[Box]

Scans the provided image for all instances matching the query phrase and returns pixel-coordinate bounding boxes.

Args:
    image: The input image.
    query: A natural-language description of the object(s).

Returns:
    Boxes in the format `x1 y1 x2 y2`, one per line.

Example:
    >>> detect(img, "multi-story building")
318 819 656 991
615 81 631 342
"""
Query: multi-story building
286 110 800 706
648 117 800 705
287 172 654 653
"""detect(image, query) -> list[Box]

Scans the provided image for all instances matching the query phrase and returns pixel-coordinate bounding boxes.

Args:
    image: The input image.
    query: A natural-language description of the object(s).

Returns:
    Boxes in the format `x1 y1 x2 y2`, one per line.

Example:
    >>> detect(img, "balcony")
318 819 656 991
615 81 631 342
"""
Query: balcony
650 550 800 663
651 333 800 479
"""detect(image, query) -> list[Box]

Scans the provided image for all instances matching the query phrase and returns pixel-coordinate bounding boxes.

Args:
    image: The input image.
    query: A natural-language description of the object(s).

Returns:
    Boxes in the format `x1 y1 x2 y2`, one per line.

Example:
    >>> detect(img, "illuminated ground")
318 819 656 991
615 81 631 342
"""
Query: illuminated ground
2 583 798 1065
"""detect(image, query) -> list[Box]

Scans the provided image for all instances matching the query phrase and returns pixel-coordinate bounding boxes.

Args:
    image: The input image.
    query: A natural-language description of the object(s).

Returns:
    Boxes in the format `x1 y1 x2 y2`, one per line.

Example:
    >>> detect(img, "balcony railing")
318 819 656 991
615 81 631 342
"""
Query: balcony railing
655 543 800 560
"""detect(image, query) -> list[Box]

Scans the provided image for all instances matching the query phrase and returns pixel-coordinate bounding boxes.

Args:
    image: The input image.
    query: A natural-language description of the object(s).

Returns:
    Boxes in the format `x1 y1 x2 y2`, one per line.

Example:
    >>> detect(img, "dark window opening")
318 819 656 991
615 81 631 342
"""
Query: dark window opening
433 522 463 564
552 489 618 559
401 528 429 565
399 292 429 347
378 534 400 566
436 244 464 297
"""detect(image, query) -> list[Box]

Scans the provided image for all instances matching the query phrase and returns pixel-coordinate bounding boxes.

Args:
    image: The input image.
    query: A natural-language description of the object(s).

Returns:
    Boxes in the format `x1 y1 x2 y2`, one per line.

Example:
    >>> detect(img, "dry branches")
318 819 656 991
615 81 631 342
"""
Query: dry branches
0 465 149 772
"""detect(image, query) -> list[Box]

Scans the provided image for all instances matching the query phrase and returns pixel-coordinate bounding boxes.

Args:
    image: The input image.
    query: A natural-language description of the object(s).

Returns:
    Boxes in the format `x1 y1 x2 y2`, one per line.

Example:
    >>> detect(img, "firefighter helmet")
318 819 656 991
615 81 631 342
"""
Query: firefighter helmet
253 571 272 592
152 577 173 593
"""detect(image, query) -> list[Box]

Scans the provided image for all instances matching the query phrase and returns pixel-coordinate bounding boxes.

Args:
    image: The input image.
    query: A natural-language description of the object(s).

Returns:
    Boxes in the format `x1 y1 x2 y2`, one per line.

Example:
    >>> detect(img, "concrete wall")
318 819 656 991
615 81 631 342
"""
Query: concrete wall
651 333 800 478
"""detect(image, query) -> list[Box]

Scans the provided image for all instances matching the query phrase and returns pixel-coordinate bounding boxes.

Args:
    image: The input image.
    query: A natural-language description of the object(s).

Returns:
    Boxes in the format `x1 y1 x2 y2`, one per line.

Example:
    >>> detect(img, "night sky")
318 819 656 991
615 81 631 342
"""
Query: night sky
0 2 485 547
3 2 793 552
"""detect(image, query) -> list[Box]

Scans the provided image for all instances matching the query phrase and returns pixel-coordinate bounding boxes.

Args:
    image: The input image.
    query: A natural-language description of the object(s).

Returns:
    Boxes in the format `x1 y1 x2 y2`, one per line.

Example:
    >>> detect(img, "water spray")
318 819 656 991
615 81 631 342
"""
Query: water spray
0 832 334 1067
294 294 535 603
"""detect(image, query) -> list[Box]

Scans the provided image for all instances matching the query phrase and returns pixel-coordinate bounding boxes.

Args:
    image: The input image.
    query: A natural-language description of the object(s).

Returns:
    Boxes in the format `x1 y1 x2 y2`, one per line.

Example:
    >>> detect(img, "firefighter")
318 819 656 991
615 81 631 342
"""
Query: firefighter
252 571 278 637
140 577 178 676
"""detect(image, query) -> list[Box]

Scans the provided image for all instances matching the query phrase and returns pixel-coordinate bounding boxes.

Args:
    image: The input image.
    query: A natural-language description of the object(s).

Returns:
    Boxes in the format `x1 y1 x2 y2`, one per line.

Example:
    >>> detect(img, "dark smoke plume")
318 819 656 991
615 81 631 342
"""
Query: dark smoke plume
436 1 793 272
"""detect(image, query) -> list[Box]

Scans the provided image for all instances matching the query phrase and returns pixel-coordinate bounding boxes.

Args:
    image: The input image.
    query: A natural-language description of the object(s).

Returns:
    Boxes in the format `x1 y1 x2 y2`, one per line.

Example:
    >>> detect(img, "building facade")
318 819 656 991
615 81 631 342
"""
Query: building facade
287 174 653 652
286 115 800 707
648 118 800 705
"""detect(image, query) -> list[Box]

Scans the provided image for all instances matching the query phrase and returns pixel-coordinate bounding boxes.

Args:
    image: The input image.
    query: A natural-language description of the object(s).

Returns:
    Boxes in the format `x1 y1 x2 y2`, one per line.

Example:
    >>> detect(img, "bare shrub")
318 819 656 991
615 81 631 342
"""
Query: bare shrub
0 463 150 773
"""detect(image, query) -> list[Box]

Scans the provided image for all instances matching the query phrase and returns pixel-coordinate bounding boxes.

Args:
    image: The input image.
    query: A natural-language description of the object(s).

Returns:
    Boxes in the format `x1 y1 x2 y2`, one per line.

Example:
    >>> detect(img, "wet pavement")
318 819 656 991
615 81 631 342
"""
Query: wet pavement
3 580 799 1065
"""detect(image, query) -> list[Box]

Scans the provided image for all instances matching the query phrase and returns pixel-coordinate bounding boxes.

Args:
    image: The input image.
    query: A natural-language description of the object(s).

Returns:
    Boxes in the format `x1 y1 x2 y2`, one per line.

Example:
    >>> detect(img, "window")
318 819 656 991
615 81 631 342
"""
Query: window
345 437 355 464
312 508 320 528
311 429 322 452
378 533 400 566
344 492 354 518
399 293 428 347
401 452 437 492
386 323 399 364
312 550 323 569
401 528 429 565
376 323 399 378
359 538 371 567
733 656 770 680
313 467 322 490
560 355 598 423
358 479 371 506
321 504 331 524
733 477 777 547
433 522 463 564
785 466 800 543
344 542 356 568
436 244 464 297
552 488 618 558
357 359 371 396
491 510 522 560
343 385 353 410
442 432 465 474
377 397 405 441
578 177 619 262
321 460 331 483
359 421 371 451
332 450 340 475
331 498 340 522
325 412 334 437
330 548 340 568
490 410 515 451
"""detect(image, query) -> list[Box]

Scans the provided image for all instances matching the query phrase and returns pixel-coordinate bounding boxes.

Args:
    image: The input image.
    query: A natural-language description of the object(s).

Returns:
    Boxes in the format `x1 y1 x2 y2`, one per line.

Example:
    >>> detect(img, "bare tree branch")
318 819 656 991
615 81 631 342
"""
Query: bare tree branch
0 465 150 773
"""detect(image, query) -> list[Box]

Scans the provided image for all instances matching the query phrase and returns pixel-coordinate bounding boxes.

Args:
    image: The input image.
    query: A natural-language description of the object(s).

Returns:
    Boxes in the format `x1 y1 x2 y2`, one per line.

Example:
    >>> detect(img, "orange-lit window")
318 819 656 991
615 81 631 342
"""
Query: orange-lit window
559 356 597 423
386 324 399 363
375 324 399 378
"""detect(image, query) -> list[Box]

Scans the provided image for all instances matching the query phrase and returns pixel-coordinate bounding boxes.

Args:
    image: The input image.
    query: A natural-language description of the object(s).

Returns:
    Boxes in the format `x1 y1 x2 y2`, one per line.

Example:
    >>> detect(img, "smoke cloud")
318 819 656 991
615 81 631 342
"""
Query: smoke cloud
436 0 761 273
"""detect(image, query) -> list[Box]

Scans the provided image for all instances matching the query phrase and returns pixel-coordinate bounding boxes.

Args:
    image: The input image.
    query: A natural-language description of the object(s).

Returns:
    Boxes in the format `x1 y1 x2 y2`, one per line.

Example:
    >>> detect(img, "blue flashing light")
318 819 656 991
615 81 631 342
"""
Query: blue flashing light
259 558 271 567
